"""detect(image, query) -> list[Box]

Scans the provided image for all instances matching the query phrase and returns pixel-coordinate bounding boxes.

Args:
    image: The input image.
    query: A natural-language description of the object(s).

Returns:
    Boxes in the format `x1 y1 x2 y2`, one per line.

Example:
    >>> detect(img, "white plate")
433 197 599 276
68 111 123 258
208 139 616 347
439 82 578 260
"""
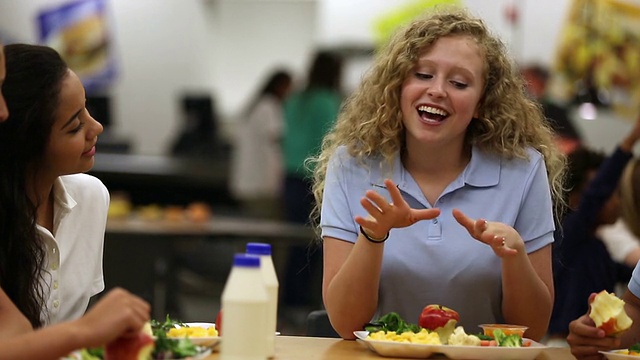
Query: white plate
165 322 220 348
63 346 211 360
354 331 546 360
600 349 640 359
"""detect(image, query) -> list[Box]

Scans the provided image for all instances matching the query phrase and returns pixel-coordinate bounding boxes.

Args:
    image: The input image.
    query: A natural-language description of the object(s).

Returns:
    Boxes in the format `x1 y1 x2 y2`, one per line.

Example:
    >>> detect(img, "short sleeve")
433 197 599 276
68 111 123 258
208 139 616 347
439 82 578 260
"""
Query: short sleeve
628 262 640 298
320 149 359 243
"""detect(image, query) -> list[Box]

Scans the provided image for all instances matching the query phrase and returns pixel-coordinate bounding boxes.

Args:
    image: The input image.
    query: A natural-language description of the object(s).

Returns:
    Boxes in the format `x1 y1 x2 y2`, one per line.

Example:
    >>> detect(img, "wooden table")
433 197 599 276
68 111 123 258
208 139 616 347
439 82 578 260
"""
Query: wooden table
202 336 577 359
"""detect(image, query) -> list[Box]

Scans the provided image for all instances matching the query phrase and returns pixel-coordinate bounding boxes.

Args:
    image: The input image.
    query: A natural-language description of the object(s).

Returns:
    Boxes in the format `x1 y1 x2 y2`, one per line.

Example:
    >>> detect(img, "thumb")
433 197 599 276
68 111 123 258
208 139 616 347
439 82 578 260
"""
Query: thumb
452 208 474 229
413 208 441 222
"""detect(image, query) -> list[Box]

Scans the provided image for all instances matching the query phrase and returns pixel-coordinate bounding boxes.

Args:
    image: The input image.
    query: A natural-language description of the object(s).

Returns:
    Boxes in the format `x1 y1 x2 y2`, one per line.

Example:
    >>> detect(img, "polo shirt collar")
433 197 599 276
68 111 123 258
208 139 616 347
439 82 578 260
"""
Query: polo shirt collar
463 145 501 187
52 177 77 212
368 145 501 190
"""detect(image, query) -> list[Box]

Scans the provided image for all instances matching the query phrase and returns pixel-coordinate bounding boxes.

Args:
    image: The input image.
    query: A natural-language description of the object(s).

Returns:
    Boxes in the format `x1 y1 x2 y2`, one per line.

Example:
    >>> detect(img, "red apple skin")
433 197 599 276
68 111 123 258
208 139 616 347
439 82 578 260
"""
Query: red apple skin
600 318 617 336
418 304 460 330
215 309 222 336
105 332 155 360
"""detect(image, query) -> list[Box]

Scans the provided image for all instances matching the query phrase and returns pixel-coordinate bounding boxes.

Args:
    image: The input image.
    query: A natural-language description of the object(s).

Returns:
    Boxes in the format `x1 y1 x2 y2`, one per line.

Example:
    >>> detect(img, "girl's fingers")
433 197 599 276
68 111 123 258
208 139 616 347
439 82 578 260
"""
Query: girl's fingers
412 208 441 221
364 190 391 212
361 197 384 216
452 208 473 230
354 215 377 230
384 179 404 205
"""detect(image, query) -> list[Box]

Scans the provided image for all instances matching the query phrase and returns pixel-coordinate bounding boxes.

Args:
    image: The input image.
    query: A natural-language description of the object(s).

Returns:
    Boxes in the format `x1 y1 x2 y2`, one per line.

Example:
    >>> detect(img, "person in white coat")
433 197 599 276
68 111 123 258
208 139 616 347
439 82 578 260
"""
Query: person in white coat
231 69 292 219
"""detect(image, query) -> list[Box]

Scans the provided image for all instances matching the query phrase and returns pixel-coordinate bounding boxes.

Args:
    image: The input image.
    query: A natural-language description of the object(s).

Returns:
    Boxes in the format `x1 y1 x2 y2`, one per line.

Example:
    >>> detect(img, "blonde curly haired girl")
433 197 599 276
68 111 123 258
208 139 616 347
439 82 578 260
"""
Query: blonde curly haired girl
312 7 566 341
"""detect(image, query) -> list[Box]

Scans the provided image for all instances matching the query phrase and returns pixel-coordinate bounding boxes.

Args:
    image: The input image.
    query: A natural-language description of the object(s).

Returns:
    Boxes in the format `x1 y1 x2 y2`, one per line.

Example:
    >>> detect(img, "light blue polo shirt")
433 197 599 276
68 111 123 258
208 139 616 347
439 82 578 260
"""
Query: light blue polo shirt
321 145 555 330
628 263 640 297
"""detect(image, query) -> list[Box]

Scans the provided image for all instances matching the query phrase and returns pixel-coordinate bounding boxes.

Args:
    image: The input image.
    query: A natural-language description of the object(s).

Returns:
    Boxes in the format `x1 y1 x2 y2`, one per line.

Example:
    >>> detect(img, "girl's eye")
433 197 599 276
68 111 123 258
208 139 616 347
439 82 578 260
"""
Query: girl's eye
451 81 468 89
415 72 432 80
70 121 85 134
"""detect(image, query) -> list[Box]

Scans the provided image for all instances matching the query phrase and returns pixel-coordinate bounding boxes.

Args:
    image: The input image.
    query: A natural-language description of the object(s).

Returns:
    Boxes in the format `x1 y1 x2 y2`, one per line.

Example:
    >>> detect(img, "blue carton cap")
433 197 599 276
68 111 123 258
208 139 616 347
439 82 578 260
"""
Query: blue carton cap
233 253 260 267
246 242 272 255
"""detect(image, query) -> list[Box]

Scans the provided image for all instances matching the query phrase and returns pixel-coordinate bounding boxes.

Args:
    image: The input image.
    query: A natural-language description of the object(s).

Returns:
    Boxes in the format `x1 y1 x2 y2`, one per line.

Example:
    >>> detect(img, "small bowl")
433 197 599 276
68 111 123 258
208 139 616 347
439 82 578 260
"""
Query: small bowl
479 324 528 337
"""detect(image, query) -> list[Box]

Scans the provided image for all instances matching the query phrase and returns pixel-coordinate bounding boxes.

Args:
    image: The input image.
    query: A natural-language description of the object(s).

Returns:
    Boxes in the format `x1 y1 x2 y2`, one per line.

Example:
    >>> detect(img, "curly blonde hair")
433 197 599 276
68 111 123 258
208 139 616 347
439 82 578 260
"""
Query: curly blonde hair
310 8 566 229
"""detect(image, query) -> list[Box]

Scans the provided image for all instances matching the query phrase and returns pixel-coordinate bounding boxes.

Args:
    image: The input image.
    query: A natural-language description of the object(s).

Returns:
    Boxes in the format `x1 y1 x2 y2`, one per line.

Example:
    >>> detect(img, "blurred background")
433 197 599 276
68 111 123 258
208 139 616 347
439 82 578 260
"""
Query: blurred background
1 0 637 155
1 0 639 336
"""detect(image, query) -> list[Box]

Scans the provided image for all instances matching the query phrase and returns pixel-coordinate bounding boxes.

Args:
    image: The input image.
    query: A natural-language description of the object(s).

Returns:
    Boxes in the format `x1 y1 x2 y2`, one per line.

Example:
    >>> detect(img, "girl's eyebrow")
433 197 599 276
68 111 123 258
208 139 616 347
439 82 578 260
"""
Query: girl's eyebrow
61 108 83 130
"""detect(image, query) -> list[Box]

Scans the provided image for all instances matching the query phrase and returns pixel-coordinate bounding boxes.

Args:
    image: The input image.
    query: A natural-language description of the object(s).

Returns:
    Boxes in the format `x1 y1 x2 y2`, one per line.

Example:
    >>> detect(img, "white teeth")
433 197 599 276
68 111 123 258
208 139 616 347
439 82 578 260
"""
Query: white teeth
417 105 448 116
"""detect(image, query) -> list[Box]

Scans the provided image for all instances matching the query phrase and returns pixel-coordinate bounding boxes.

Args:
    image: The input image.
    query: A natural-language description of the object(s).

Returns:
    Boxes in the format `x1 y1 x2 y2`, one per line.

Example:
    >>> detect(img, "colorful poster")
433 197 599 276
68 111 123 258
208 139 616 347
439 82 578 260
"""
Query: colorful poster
37 0 116 92
553 0 640 119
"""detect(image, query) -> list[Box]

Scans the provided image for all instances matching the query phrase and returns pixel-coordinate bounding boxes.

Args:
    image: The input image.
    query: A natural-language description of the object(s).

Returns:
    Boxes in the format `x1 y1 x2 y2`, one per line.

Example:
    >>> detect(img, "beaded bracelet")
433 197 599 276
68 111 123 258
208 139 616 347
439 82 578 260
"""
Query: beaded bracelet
359 225 389 243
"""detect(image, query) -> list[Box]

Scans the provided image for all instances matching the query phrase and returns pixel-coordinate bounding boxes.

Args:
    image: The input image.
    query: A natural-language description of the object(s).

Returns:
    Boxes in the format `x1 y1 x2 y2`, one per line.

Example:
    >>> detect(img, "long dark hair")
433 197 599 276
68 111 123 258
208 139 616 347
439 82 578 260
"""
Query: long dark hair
305 51 342 92
0 43 69 327
244 69 292 117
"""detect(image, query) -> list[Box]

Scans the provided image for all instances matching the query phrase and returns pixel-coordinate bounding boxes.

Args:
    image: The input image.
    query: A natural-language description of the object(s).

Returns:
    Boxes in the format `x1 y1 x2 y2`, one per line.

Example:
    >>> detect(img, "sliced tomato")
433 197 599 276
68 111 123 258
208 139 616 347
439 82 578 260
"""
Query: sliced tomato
480 340 497 346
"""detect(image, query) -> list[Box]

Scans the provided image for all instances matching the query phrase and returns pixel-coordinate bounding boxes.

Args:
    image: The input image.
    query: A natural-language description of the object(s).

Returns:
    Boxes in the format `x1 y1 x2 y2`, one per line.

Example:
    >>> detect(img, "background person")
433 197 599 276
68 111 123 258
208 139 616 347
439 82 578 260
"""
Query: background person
281 50 343 313
597 158 640 268
550 116 640 342
567 263 640 359
312 8 566 340
521 64 583 154
230 68 292 219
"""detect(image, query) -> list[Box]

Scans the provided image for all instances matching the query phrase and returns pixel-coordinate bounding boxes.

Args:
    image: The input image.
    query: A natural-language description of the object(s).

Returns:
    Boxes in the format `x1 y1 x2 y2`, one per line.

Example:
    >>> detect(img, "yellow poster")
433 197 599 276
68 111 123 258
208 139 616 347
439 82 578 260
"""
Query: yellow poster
554 0 640 119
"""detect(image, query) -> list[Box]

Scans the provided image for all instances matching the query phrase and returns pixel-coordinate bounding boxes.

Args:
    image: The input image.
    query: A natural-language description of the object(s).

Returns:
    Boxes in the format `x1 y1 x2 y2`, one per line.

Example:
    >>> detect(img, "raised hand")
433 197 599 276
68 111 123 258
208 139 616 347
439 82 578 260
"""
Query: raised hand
354 179 440 240
452 208 520 257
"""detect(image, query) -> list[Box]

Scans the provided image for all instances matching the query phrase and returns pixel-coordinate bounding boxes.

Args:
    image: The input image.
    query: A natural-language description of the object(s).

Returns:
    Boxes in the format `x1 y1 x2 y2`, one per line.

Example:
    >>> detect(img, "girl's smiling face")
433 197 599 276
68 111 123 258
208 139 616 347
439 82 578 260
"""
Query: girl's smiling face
400 35 485 150
41 69 103 178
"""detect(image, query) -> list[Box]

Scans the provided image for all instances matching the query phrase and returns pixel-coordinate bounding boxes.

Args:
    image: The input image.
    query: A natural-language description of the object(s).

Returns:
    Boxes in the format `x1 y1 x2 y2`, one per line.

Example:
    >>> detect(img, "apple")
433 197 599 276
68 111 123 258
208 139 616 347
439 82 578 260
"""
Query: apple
418 304 460 344
589 290 633 336
215 309 223 336
105 332 155 360
419 304 460 330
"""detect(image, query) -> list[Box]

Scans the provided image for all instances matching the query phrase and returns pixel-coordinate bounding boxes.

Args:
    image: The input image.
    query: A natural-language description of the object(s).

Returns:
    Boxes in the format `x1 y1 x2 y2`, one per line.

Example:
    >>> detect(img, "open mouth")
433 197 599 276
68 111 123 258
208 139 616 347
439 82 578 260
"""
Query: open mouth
417 105 448 122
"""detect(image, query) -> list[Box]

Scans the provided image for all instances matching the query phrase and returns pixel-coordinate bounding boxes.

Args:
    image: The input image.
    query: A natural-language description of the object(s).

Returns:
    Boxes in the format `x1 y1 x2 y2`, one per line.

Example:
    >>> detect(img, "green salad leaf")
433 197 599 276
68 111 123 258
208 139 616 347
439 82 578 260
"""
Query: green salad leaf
364 312 422 334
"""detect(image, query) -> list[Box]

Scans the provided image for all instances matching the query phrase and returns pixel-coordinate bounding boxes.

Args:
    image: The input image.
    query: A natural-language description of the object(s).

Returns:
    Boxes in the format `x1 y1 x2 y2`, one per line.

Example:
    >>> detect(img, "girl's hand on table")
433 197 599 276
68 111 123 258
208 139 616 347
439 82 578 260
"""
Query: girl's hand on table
452 208 521 257
355 179 440 240
567 293 621 360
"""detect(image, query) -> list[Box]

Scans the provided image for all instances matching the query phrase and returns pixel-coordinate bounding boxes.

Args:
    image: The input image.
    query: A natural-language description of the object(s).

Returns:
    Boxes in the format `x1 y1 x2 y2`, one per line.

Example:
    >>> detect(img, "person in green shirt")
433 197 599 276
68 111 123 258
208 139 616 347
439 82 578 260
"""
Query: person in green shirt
281 50 343 309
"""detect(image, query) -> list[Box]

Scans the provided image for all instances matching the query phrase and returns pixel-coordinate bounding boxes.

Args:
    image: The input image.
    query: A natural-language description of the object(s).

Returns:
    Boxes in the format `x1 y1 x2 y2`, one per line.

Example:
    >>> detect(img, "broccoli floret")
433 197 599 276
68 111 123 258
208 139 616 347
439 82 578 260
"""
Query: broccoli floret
498 334 523 347
492 329 506 344
490 329 522 347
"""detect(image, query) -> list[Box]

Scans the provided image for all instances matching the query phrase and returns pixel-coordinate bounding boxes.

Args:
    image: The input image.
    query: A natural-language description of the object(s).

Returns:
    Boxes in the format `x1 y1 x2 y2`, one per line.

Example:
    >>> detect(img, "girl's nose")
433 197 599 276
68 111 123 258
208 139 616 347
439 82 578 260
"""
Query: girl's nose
87 113 104 138
427 80 446 98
